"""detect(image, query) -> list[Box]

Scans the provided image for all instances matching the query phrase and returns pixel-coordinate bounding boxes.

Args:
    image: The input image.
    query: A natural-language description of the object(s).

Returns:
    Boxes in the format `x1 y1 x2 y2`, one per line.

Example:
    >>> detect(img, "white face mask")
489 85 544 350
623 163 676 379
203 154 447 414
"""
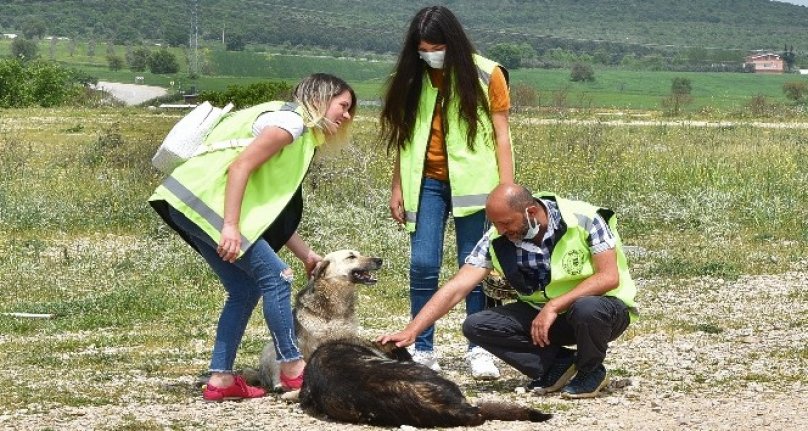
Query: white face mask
418 50 445 69
522 208 541 240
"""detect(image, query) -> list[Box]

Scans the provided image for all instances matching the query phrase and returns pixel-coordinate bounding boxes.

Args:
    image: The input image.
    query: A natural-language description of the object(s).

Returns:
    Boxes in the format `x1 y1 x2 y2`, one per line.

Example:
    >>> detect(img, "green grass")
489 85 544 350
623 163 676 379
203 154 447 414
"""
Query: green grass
511 67 808 110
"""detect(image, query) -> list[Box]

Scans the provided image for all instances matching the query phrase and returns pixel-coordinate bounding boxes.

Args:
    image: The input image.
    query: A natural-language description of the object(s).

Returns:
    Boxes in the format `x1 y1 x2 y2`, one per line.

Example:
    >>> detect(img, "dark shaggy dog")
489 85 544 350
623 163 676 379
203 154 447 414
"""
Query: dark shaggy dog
300 337 552 427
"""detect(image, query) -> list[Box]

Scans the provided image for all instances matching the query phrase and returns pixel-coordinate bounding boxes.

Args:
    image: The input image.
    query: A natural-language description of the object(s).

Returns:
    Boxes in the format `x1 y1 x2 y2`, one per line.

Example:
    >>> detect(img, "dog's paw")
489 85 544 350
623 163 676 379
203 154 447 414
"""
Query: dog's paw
280 389 301 402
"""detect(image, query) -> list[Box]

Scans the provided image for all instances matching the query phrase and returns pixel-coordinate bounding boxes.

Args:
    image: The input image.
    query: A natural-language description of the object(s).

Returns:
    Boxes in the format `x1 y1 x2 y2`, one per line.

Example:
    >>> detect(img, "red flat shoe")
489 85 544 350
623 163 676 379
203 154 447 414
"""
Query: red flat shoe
280 371 304 391
203 375 266 401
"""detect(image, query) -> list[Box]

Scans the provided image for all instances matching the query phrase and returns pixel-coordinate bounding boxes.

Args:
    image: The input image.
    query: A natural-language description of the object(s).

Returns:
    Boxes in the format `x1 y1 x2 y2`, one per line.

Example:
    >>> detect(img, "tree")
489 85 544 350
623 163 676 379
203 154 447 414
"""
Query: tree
21 17 47 39
163 25 188 47
11 38 39 62
147 48 179 74
487 43 525 69
662 77 693 116
671 77 692 96
226 33 246 51
570 63 595 82
783 81 807 102
107 55 124 71
781 44 796 72
49 37 57 60
127 47 151 72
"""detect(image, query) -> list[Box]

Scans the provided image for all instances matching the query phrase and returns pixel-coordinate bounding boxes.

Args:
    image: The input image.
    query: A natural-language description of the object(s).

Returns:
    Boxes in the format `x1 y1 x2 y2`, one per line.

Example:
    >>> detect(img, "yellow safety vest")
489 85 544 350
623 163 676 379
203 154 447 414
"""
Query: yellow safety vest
399 54 509 232
489 193 638 320
149 101 324 256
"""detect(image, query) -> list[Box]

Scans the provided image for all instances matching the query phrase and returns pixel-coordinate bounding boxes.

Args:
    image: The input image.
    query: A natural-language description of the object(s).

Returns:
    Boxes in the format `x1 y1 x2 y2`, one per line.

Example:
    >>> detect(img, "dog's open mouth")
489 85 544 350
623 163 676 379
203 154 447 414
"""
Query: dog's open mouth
351 269 378 285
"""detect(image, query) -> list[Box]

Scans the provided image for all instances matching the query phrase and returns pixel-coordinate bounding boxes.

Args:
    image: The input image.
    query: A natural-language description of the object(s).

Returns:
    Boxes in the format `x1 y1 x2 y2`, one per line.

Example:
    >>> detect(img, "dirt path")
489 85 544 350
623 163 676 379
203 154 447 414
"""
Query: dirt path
96 81 168 106
1 269 805 430
522 117 808 129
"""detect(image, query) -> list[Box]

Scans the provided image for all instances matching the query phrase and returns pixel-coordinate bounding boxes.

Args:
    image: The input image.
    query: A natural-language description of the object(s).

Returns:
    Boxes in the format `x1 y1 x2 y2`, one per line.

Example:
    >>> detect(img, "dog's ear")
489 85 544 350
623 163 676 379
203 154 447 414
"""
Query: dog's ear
310 259 330 281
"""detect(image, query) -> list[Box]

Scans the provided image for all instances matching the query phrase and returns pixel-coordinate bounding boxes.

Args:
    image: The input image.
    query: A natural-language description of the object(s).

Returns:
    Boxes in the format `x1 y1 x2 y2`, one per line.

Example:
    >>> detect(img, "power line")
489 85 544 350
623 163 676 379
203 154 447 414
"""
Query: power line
189 0 199 75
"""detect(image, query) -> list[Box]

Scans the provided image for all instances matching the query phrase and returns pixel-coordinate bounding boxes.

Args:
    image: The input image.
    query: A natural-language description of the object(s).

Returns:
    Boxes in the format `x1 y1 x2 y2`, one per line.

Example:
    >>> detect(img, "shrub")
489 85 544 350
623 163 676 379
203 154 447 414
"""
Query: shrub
127 47 151 72
570 63 595 82
744 94 775 117
509 83 538 111
107 55 124 71
147 48 179 74
11 37 39 61
198 81 293 108
0 59 75 108
672 77 693 96
783 81 807 103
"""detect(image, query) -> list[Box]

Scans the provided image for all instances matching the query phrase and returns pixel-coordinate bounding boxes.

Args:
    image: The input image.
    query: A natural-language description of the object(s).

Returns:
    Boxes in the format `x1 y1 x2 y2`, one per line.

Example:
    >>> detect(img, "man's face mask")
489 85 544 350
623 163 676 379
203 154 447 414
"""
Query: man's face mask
418 50 445 69
522 208 541 240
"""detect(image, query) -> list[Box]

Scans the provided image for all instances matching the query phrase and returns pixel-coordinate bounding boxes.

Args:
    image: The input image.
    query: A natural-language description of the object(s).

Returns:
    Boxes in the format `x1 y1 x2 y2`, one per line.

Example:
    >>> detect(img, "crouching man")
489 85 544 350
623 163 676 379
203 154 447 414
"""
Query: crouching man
379 183 637 398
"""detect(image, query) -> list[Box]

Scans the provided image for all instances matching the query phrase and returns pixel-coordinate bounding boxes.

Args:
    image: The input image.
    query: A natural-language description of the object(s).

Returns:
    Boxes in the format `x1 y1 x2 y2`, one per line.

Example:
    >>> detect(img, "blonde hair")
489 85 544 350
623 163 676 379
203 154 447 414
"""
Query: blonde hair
293 73 356 151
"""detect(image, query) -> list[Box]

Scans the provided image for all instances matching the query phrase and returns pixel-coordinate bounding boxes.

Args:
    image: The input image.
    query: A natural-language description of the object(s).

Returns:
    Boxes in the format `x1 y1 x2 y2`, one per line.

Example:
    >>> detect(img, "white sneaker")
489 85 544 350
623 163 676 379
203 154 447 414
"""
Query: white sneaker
411 350 442 372
466 346 501 380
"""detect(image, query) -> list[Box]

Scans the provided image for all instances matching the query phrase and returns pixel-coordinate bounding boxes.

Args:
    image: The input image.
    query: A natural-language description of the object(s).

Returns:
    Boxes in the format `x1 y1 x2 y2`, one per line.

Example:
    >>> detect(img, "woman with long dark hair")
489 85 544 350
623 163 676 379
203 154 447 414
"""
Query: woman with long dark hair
379 6 513 379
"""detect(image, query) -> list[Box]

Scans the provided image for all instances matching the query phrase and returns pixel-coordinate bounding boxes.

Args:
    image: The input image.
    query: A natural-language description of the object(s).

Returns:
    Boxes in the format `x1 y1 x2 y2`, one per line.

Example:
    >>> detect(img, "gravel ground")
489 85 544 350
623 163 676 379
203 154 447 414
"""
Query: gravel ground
2 269 806 430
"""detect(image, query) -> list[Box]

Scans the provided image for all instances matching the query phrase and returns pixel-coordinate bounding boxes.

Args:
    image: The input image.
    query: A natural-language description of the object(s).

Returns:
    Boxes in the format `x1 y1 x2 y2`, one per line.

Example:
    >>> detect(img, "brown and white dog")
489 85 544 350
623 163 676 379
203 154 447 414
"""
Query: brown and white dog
256 249 382 393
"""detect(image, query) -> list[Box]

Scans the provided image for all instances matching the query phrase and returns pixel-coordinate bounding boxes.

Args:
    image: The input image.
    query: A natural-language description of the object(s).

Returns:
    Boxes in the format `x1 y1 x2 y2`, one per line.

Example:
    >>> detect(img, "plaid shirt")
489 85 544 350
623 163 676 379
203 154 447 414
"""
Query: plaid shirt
465 198 616 291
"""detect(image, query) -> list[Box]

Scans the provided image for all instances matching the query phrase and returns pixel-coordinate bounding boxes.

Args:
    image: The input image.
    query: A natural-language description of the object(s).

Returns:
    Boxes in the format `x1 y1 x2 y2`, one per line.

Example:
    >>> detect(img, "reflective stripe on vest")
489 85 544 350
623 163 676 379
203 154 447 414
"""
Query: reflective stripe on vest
399 54 507 232
149 101 323 257
162 175 253 252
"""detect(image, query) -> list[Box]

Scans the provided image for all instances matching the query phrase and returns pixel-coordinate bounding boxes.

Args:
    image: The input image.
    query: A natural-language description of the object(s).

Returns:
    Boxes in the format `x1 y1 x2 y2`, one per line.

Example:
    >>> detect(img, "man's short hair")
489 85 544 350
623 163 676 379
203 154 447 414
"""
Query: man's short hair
505 184 536 211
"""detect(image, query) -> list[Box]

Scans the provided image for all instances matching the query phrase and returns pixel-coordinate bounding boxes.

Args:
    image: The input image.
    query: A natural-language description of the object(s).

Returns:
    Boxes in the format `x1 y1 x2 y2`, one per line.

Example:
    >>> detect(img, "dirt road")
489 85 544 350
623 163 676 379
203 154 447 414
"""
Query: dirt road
96 81 168 106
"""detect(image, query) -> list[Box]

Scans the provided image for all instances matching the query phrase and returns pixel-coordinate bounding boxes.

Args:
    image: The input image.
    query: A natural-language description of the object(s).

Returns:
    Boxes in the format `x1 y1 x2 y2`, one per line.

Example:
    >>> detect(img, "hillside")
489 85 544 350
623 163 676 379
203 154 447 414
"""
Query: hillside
2 0 807 58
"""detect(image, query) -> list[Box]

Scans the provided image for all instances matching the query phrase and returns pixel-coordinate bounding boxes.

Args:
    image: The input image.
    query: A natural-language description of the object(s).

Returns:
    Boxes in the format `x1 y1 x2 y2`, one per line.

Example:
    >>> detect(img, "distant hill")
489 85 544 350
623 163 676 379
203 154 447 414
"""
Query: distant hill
2 0 807 59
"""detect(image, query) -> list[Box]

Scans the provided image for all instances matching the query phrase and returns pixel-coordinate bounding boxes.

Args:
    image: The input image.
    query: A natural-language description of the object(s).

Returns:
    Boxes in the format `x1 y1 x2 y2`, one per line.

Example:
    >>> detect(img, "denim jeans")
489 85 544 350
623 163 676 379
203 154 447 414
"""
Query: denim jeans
168 207 302 373
410 178 487 352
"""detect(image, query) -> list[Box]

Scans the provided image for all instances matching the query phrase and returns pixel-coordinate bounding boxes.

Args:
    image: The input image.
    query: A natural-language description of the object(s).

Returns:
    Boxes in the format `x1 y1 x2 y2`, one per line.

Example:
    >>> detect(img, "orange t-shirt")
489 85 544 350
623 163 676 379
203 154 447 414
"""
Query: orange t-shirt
423 66 509 181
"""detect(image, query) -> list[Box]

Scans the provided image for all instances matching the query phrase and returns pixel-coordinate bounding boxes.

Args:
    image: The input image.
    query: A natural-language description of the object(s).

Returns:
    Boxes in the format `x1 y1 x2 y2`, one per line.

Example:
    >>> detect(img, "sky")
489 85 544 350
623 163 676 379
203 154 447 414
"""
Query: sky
773 0 808 6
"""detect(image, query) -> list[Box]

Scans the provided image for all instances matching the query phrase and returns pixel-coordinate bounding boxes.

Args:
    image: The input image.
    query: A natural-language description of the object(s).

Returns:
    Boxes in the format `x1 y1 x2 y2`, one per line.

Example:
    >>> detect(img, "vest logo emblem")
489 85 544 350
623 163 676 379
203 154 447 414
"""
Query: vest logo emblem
562 250 585 275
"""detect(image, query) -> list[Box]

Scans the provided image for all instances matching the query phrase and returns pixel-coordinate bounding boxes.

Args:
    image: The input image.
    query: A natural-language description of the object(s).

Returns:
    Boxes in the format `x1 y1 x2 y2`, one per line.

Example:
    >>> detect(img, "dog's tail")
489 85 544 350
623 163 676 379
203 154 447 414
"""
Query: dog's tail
477 401 552 423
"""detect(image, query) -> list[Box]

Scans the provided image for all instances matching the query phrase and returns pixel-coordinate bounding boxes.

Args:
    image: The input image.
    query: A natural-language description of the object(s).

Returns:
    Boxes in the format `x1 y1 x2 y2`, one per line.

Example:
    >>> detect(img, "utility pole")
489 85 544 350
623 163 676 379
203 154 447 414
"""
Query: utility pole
222 20 225 47
189 0 199 76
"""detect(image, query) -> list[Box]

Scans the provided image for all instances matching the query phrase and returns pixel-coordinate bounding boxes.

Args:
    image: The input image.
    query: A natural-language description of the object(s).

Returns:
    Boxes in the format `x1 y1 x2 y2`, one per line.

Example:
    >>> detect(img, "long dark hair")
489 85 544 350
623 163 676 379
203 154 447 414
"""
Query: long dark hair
379 6 490 154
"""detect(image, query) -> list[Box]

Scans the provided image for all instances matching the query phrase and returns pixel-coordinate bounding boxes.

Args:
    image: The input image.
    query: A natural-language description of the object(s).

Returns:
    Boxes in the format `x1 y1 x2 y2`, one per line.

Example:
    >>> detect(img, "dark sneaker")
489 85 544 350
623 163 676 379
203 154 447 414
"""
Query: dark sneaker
528 350 577 394
202 375 266 402
561 364 609 399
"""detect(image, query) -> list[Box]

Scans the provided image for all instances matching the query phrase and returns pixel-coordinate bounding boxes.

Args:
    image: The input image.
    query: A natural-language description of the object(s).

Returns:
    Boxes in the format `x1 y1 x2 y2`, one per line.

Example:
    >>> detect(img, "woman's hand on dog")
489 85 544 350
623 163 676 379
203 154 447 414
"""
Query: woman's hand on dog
302 250 323 279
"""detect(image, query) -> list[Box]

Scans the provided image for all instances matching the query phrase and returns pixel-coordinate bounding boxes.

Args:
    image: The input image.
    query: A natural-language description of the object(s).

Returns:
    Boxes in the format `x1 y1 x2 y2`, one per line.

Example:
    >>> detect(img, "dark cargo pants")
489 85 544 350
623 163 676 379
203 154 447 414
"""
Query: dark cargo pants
462 296 630 378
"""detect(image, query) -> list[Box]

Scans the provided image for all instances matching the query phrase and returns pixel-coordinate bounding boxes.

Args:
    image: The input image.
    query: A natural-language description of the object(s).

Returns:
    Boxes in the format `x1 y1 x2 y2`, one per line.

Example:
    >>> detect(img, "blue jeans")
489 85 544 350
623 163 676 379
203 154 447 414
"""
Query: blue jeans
168 207 302 373
410 178 487 352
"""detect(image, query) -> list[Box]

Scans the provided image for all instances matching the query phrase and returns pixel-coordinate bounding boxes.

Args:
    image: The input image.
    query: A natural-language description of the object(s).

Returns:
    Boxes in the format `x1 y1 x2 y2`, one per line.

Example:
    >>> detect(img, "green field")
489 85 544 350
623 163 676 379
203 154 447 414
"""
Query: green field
511 68 808 110
4 39 808 110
